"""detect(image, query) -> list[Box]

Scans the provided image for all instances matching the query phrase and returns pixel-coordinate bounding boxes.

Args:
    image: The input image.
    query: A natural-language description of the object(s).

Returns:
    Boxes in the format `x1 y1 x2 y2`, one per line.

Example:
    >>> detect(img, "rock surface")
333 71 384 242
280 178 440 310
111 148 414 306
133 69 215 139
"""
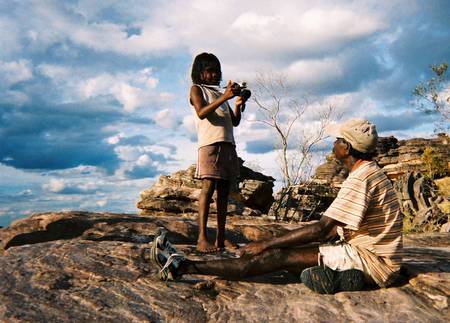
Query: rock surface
137 161 275 216
0 211 449 322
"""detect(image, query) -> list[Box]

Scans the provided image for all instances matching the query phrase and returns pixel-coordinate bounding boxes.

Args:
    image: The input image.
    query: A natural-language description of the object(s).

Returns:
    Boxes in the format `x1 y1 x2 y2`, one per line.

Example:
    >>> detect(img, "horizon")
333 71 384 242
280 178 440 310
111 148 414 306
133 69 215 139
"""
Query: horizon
0 0 449 226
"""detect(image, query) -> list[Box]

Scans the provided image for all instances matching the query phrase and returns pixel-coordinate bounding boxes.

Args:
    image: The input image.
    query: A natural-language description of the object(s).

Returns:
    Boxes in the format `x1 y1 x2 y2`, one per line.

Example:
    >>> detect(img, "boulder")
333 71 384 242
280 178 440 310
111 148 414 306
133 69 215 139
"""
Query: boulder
376 134 449 179
268 183 338 221
137 161 275 216
0 211 449 322
312 153 348 187
395 173 449 232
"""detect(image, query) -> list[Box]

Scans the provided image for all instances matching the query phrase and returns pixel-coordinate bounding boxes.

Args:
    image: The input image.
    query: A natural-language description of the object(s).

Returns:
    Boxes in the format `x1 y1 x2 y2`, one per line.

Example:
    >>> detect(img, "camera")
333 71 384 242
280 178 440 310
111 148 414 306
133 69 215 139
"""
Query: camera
232 82 251 101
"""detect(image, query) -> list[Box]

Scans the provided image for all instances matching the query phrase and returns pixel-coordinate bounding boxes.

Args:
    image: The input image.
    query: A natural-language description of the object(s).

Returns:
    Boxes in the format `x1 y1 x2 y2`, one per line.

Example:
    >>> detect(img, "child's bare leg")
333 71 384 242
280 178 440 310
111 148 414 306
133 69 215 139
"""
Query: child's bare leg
197 178 217 253
216 179 234 249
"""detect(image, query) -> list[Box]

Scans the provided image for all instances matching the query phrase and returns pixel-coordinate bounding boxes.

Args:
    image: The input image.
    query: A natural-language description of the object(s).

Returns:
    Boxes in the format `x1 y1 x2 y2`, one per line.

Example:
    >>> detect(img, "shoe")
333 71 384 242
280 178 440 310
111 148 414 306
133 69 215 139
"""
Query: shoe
300 266 336 294
301 266 365 294
150 227 185 281
334 268 365 292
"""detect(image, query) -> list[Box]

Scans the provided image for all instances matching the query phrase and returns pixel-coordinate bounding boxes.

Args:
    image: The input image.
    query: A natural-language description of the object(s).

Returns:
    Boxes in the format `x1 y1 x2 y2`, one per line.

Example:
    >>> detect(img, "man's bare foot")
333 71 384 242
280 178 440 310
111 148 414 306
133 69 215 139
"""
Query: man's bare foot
196 239 218 253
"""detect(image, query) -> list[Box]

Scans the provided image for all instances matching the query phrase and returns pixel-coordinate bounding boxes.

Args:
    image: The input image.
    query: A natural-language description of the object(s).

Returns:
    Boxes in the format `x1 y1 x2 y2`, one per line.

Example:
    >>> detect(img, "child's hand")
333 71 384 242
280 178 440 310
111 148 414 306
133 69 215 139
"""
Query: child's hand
236 96 246 112
223 80 238 100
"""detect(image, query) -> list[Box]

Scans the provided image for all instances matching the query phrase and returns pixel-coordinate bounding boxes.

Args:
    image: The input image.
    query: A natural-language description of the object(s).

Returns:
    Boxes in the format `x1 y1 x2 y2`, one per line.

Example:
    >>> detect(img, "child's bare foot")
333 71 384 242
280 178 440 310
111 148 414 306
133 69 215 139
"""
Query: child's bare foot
216 239 239 251
196 239 218 253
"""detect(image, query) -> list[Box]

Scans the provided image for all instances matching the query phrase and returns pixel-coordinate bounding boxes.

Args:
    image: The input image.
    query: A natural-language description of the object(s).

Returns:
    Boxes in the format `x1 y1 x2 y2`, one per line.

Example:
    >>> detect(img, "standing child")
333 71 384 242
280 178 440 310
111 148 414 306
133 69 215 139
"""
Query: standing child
189 52 247 253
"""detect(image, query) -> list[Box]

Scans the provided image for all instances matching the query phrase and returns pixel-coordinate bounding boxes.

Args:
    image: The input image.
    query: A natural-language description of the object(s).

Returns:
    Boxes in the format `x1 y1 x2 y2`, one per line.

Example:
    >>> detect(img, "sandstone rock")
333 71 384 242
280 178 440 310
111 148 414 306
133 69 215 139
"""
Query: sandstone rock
395 172 449 232
313 153 349 187
440 222 450 233
268 183 338 221
137 161 275 216
314 134 449 184
0 211 449 322
377 134 449 179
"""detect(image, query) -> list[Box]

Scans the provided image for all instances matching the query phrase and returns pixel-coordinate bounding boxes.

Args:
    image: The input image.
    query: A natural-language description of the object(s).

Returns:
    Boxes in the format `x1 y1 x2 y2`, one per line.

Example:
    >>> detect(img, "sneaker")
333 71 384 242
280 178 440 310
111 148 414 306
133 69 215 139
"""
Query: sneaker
300 266 336 294
301 266 365 294
150 227 185 281
334 268 366 292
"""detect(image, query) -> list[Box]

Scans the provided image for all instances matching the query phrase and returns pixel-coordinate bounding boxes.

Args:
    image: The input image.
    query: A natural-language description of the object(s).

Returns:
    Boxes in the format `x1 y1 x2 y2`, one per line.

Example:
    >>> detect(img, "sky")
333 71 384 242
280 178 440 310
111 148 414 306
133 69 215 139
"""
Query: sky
0 0 449 226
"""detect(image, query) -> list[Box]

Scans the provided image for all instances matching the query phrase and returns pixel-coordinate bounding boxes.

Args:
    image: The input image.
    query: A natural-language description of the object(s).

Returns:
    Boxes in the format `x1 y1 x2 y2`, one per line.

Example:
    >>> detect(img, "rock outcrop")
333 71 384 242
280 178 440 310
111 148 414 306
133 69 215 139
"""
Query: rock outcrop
0 211 449 322
137 161 275 216
395 172 449 232
268 183 338 221
376 134 449 180
313 134 450 186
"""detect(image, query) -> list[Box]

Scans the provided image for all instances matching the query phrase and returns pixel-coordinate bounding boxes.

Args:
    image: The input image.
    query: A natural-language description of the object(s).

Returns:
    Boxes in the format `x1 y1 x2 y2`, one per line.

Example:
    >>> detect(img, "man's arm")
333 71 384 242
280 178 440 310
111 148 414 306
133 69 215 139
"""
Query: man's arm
240 216 340 256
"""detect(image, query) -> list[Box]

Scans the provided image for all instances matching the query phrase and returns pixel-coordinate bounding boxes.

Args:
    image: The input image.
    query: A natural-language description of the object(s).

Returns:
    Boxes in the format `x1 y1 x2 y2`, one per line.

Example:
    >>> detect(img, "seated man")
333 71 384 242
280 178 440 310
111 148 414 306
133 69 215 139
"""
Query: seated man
150 118 403 294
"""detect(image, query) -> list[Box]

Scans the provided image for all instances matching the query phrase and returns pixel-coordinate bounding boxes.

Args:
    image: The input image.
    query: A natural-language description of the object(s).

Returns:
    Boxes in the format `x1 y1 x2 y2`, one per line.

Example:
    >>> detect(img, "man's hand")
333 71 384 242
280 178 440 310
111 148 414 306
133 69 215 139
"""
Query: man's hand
239 241 268 257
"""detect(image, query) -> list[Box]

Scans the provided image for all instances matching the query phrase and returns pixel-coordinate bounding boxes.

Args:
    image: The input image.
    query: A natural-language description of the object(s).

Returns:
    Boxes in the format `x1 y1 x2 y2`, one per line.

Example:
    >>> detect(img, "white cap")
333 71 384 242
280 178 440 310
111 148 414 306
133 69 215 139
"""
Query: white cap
326 118 378 153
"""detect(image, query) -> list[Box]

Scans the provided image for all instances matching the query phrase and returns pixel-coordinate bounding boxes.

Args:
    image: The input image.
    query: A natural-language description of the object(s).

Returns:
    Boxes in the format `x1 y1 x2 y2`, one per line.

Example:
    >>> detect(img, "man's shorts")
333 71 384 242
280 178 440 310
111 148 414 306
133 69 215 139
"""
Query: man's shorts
318 242 365 272
195 142 240 181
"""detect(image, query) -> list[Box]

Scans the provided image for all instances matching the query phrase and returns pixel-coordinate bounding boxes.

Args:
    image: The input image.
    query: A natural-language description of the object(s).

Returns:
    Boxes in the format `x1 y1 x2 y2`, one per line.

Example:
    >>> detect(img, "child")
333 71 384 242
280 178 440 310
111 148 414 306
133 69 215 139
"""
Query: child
189 52 247 253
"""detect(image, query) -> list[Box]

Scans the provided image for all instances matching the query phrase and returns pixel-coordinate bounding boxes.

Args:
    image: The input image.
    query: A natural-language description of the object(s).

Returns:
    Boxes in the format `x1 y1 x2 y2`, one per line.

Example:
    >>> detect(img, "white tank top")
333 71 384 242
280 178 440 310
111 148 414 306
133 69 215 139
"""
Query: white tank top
190 84 235 148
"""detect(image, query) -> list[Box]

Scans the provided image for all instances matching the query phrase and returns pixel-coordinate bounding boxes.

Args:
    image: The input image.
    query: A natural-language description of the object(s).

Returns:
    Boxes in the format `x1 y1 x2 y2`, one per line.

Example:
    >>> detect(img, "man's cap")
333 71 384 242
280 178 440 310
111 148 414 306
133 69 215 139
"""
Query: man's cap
326 118 378 153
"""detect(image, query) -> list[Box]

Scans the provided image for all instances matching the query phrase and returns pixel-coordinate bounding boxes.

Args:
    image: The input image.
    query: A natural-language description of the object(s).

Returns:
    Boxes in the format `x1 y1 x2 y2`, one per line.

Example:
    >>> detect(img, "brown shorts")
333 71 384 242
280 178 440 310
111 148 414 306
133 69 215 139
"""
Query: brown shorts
195 142 240 181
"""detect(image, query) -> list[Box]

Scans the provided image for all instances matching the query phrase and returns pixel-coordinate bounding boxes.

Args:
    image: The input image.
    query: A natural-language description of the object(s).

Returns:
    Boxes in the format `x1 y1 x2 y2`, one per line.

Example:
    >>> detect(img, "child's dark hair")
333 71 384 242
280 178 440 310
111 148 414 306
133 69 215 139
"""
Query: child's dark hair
191 53 222 84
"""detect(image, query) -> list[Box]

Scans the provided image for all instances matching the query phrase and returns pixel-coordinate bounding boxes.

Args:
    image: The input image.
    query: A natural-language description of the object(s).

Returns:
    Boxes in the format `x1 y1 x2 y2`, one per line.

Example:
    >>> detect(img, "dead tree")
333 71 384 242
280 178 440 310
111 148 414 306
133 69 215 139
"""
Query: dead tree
252 72 337 220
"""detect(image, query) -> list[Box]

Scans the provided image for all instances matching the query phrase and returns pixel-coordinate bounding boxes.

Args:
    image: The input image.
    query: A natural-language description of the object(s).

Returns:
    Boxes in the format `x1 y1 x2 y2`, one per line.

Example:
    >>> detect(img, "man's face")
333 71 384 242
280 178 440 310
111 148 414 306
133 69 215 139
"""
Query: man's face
333 137 349 161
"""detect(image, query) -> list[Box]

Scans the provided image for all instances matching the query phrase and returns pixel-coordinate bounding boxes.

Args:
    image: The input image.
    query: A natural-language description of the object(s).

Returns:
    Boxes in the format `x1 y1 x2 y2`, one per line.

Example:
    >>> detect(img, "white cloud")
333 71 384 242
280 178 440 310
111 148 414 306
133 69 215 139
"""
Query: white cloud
42 178 100 194
18 189 33 196
38 64 162 112
38 64 72 80
285 57 344 87
44 178 66 193
0 59 33 86
0 17 22 58
77 68 160 112
153 108 178 128
107 132 125 145
182 114 196 135
96 199 107 207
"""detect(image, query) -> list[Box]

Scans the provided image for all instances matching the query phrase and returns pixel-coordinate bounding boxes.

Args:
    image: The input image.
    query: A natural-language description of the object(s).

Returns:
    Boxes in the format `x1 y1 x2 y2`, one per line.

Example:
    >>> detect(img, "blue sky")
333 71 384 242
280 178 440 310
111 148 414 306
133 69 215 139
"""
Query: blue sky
0 0 449 226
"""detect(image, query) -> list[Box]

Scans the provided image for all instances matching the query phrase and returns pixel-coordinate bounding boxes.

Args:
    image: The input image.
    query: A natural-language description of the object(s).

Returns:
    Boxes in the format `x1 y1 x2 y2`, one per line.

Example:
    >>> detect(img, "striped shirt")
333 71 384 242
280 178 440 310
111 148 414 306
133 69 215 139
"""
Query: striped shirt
323 161 403 286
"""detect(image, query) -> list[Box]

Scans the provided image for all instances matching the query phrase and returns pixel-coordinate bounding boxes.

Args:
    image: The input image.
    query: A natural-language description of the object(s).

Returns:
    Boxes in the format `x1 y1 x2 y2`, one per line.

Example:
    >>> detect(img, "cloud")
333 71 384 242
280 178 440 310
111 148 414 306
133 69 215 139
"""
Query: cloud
112 143 176 179
245 138 275 154
0 100 123 171
115 154 161 179
0 17 22 58
153 108 179 129
368 110 436 133
43 178 100 195
38 65 161 112
0 59 33 86
227 6 385 58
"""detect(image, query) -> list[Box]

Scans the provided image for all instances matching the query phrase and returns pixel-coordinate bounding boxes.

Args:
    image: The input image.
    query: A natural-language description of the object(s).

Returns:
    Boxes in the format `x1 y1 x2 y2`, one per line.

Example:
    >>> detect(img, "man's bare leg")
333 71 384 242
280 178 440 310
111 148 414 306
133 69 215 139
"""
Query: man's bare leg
215 179 230 250
179 246 319 278
197 179 217 253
